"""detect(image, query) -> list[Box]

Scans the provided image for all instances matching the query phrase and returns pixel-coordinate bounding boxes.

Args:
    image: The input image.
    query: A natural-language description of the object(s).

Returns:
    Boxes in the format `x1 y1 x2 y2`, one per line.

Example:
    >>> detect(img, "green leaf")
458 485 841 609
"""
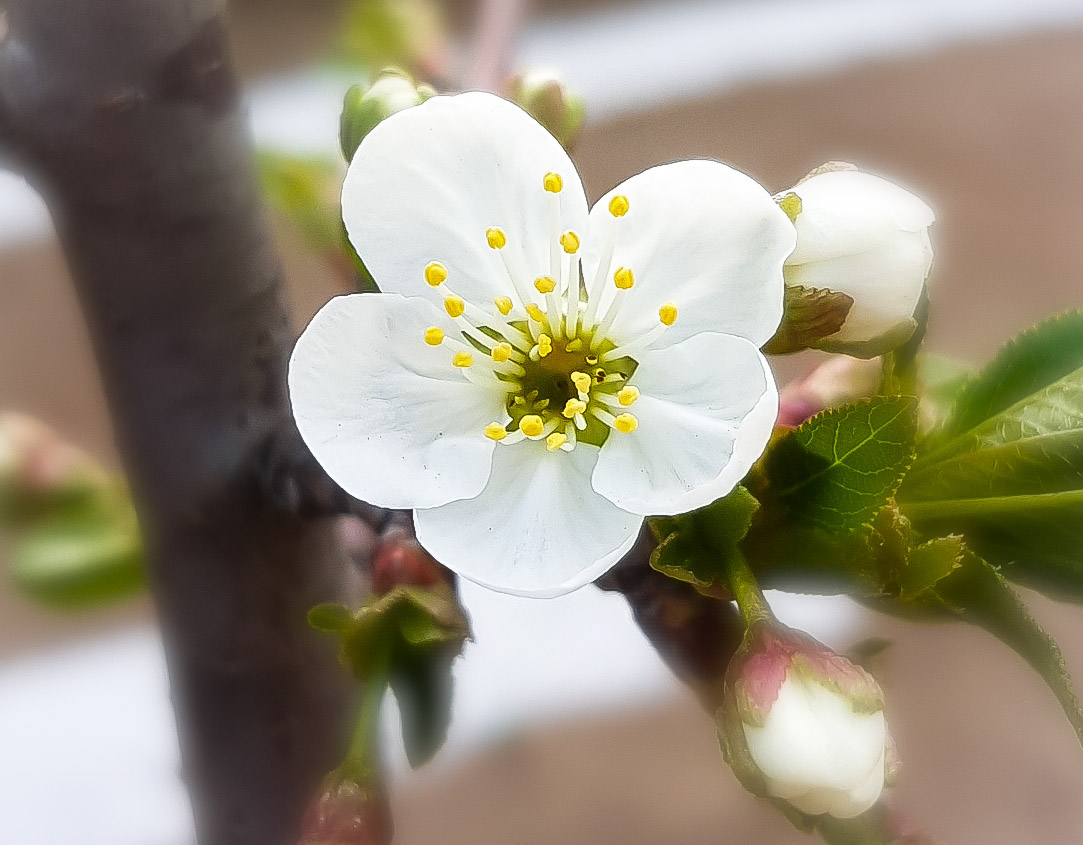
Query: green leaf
649 487 759 591
762 285 854 356
930 550 1083 750
766 397 917 533
900 313 1083 599
389 649 454 768
308 602 354 634
11 500 145 608
933 309 1083 445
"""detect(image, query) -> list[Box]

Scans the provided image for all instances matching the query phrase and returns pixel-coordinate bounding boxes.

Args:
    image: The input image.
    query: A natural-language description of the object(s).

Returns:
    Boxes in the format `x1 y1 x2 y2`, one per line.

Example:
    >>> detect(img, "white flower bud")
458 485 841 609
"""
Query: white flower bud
719 622 895 820
780 167 934 351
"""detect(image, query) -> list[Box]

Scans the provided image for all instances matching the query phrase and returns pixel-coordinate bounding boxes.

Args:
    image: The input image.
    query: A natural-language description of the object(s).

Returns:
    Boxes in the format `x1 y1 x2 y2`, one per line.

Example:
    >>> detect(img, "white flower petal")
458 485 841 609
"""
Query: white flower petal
582 160 794 348
289 293 506 509
592 333 777 516
785 169 934 266
342 92 588 308
414 443 641 597
785 227 932 343
744 676 887 818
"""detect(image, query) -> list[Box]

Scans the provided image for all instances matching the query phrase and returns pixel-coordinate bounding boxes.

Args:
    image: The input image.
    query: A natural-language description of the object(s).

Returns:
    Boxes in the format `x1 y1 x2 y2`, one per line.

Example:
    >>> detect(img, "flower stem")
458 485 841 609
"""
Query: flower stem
719 550 775 627
338 669 388 785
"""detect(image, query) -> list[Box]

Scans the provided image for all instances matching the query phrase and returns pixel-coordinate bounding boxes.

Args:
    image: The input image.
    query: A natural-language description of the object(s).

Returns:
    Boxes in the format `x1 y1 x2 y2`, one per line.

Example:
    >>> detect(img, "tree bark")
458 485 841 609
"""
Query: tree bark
0 2 349 844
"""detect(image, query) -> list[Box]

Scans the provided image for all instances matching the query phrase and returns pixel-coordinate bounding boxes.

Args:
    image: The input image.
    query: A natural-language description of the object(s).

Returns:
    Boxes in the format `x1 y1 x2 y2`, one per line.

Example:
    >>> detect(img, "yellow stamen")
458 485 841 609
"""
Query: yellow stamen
492 342 513 363
563 398 587 418
534 275 556 294
444 295 465 318
609 195 630 217
537 334 553 358
617 386 640 406
570 371 592 394
613 266 635 290
484 423 508 441
560 231 580 254
425 261 448 287
585 353 598 365
614 413 638 433
452 351 473 368
534 399 551 410
546 432 568 452
494 296 513 315
658 302 678 326
520 414 544 438
424 327 444 346
486 227 507 249
543 172 563 193
565 338 584 352
526 304 545 323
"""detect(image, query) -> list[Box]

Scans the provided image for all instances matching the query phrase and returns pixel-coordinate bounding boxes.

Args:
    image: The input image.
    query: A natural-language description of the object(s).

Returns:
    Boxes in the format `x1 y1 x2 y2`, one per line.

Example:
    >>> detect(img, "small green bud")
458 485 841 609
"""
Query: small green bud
509 71 586 150
340 69 436 162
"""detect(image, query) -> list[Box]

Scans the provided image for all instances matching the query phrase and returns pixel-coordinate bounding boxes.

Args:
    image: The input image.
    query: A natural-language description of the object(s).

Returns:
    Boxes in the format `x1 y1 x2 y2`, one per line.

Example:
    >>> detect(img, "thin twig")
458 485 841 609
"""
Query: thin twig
464 0 531 92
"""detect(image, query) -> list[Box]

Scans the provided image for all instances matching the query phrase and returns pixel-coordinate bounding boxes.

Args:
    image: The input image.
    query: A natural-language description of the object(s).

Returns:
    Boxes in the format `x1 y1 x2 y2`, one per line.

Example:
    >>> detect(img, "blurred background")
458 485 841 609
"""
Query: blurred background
2 0 1083 843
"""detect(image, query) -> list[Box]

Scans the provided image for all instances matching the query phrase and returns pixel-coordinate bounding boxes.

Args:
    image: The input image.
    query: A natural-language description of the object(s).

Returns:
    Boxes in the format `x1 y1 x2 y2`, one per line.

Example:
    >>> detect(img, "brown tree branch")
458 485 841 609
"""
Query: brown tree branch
1 3 351 844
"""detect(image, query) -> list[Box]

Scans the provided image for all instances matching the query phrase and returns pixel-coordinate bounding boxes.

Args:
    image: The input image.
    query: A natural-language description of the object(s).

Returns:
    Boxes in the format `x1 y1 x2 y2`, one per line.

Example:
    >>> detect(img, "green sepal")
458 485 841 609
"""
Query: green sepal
762 285 854 356
762 397 917 534
313 583 471 769
817 319 919 360
648 487 759 593
308 602 354 634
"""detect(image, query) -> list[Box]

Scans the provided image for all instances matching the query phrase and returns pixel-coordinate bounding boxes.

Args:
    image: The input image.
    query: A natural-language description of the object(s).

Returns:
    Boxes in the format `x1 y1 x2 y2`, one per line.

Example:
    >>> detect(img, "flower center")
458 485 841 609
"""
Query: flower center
421 171 678 454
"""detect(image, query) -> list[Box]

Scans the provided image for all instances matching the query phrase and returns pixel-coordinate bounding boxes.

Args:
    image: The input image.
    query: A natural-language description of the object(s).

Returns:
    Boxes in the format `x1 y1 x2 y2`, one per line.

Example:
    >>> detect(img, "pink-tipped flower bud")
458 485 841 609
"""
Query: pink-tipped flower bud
299 779 392 845
718 621 896 820
776 356 882 428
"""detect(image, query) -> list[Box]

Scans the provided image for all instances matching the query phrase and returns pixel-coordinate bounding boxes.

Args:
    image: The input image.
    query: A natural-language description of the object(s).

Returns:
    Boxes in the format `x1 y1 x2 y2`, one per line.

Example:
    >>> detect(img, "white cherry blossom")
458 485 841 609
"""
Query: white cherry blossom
289 92 795 596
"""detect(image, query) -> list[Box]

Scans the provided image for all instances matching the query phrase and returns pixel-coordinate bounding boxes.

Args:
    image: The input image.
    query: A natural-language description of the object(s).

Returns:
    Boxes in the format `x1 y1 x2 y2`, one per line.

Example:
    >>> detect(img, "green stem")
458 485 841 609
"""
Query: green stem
339 672 388 785
719 550 775 626
900 489 1083 521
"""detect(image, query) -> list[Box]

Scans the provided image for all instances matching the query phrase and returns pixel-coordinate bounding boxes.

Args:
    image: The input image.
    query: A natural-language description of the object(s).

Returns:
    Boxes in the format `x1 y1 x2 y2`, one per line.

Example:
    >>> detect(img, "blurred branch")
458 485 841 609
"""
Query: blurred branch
1 2 353 844
465 0 530 91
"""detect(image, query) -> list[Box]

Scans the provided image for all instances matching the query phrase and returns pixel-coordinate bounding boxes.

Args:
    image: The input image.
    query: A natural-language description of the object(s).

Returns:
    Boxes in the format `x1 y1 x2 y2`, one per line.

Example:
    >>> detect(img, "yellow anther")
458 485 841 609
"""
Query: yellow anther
425 261 448 287
618 386 640 406
563 398 587 418
547 432 568 452
570 371 592 394
594 368 607 383
609 195 630 217
777 192 802 224
613 266 635 290
526 304 545 322
560 231 580 254
494 296 513 315
492 342 513 363
486 227 507 249
565 338 584 352
585 353 598 365
534 275 556 294
658 302 678 326
520 414 544 438
614 413 638 433
538 333 553 348
484 423 508 441
452 351 474 368
534 399 551 410
444 295 465 318
543 172 563 193
511 395 527 406
424 327 444 346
